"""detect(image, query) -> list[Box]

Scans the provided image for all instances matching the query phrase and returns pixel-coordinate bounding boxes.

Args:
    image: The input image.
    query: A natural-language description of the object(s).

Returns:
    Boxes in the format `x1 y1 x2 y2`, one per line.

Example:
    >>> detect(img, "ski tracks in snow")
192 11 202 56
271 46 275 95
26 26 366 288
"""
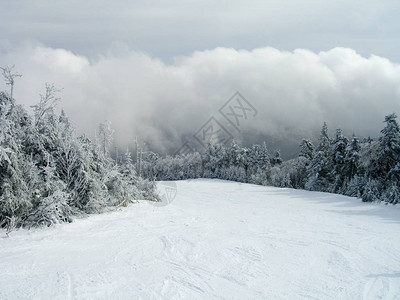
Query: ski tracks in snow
1 179 400 299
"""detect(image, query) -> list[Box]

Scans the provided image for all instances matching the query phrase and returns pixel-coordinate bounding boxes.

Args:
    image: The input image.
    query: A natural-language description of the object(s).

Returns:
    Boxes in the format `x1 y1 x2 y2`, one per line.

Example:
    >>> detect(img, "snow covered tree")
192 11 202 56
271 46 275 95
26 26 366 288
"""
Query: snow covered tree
25 154 73 227
0 65 22 106
382 182 400 204
141 151 159 179
247 143 271 184
31 83 60 127
361 179 380 202
96 120 114 156
271 150 282 167
299 139 314 161
0 93 33 226
329 129 348 192
0 78 159 229
319 122 330 153
305 122 332 191
376 113 400 180
185 152 203 179
203 143 221 178
225 140 248 182
344 135 361 180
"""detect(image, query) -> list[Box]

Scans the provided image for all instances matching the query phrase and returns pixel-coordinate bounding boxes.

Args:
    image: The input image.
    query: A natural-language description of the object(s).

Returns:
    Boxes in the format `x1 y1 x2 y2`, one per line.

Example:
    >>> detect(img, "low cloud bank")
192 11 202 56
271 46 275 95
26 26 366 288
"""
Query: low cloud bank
1 43 399 156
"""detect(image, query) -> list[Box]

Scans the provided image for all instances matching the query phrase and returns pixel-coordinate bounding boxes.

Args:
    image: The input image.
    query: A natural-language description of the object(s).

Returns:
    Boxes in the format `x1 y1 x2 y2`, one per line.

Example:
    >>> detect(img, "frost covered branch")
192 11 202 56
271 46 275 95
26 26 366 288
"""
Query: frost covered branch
0 65 22 101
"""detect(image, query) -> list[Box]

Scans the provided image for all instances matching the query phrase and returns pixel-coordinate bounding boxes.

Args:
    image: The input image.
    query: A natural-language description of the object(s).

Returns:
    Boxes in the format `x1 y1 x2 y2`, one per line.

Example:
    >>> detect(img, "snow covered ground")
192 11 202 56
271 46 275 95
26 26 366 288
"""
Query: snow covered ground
1 179 400 299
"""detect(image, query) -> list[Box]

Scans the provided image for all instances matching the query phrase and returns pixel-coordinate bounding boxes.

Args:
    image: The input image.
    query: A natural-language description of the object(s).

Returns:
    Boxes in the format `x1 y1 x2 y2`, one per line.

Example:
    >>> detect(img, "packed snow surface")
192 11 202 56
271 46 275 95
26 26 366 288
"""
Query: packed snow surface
1 179 400 299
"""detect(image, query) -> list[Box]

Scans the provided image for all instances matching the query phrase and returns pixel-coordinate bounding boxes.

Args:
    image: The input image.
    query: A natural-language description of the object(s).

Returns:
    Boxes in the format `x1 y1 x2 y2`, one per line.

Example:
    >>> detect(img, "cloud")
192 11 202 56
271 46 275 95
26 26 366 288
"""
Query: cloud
1 43 399 156
1 1 399 62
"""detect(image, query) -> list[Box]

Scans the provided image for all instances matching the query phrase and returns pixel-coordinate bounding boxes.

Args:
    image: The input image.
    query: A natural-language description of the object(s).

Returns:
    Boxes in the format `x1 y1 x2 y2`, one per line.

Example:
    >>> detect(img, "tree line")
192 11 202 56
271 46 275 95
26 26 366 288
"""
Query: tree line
1 65 398 231
141 115 400 204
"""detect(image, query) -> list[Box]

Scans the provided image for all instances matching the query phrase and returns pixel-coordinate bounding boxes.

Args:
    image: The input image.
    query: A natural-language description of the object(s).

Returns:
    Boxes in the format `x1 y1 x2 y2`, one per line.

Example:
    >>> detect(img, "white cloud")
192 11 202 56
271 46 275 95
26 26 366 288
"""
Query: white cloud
1 44 399 154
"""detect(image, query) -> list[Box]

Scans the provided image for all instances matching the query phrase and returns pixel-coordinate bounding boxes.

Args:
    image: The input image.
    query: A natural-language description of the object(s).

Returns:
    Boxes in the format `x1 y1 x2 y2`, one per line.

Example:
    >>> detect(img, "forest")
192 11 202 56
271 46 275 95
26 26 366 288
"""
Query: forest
141 117 400 205
1 79 399 231
0 86 158 231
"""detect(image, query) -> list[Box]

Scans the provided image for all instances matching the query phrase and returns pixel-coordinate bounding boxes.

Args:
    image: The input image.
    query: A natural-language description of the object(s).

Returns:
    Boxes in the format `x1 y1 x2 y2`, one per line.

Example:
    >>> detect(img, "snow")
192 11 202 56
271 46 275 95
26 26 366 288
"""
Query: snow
1 179 400 299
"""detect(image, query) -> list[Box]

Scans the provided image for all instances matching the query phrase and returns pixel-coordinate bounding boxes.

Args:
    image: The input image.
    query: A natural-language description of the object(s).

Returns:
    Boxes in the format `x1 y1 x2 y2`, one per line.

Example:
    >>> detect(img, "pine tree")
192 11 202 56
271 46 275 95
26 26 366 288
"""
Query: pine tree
25 154 73 227
299 139 314 161
377 113 400 179
344 134 361 179
0 78 159 229
318 122 330 153
330 129 348 192
362 179 380 202
271 150 282 167
0 93 33 226
305 122 332 191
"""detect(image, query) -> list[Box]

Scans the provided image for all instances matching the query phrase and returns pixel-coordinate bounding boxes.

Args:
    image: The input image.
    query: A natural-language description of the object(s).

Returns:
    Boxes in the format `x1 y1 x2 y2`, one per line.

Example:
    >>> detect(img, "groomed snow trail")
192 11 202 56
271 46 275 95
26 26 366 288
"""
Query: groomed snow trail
1 179 400 299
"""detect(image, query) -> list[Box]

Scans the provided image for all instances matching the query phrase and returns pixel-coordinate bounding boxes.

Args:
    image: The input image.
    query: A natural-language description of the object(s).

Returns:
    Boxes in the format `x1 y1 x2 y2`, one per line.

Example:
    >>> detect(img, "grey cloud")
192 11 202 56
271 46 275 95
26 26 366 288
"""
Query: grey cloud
1 1 400 61
0 44 399 157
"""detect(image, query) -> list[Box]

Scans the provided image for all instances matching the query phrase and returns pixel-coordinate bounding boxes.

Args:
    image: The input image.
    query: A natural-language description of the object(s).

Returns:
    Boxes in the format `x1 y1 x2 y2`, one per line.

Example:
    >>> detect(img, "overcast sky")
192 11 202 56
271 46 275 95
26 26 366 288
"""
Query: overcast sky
1 1 400 156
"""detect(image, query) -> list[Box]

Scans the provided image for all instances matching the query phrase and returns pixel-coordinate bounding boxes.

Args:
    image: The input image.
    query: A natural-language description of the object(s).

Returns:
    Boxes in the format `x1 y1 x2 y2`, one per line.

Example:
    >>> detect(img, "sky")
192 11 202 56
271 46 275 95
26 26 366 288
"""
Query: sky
1 1 400 157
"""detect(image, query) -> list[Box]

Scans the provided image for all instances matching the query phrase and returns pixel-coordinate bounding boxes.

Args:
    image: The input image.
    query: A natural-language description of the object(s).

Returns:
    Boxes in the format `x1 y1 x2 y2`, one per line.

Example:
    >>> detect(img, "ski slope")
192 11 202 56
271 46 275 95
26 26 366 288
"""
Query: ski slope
1 179 400 299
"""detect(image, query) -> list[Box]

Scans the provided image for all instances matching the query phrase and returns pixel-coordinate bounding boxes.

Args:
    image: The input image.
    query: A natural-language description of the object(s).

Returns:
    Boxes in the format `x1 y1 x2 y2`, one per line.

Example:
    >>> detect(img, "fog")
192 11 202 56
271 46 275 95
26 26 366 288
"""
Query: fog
1 44 399 157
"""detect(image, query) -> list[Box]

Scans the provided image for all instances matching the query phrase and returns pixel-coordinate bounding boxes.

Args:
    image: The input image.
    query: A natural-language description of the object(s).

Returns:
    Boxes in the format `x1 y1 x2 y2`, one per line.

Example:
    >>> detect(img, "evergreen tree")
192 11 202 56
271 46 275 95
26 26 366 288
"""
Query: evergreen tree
299 139 314 161
377 113 400 180
330 129 348 192
0 80 159 229
344 134 361 180
271 150 282 167
0 93 33 225
306 122 332 191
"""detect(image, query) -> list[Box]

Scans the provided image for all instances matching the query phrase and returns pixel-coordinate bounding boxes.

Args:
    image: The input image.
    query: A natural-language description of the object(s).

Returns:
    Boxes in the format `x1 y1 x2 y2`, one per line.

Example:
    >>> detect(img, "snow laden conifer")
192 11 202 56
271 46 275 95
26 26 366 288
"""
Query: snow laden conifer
274 139 316 190
0 78 159 230
376 113 400 203
271 150 283 167
203 143 220 178
226 140 247 182
377 114 400 178
299 139 314 161
344 135 361 180
139 117 399 204
341 135 362 197
0 93 33 226
330 129 348 193
247 143 271 184
25 154 73 227
305 122 332 191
